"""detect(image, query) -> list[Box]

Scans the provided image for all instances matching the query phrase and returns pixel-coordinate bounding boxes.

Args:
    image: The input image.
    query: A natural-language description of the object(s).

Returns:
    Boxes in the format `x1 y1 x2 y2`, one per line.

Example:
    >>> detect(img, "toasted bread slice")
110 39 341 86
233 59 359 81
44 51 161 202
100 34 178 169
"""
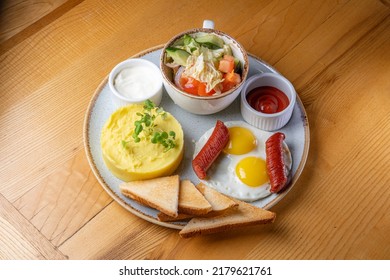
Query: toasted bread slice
157 212 192 222
119 175 180 217
158 182 237 222
178 180 213 215
196 183 238 215
179 199 276 238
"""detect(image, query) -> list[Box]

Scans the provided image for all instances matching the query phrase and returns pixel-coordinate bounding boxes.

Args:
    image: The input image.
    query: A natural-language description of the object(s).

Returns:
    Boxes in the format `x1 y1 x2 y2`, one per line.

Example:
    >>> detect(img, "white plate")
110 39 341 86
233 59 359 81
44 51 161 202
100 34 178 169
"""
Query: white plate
83 45 310 229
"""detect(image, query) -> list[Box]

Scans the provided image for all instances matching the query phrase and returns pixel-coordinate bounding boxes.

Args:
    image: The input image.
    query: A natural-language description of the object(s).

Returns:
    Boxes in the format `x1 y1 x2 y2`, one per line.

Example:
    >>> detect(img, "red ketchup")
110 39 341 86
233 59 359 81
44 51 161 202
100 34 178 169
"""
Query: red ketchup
246 86 289 114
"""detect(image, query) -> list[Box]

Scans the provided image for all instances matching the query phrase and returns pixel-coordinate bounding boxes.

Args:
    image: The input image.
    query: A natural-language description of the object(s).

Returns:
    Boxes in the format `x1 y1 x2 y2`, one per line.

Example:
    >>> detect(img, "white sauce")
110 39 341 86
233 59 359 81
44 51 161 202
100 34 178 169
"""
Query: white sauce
114 66 158 99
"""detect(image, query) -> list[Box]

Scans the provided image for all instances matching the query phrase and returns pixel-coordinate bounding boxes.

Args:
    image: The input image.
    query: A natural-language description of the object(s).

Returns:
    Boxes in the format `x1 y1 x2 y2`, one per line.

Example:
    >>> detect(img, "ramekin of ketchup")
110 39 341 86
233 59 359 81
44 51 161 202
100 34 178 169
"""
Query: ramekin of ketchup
240 73 296 131
246 86 290 114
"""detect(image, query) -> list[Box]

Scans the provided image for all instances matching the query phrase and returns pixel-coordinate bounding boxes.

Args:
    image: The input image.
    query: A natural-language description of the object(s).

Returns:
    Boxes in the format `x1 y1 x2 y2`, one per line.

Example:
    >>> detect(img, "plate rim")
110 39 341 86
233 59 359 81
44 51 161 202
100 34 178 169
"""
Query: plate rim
83 45 310 230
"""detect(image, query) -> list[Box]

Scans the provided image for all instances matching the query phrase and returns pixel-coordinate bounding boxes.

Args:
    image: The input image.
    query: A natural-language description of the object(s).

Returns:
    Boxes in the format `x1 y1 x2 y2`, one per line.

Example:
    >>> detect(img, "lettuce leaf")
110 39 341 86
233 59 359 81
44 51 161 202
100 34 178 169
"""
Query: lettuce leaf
183 53 223 93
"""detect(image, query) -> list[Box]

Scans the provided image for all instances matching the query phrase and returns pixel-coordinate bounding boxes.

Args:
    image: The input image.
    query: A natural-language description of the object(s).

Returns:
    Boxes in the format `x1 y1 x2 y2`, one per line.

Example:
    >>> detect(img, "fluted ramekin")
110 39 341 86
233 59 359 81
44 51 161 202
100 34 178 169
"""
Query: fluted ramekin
240 73 296 131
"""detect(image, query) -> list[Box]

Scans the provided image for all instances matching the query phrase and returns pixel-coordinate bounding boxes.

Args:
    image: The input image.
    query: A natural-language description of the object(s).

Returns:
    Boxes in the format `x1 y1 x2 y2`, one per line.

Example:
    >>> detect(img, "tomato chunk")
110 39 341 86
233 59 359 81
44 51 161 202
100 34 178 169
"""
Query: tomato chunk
178 73 215 96
177 75 197 95
218 55 235 73
197 82 208 96
218 59 234 73
175 63 241 96
223 54 235 62
222 71 241 91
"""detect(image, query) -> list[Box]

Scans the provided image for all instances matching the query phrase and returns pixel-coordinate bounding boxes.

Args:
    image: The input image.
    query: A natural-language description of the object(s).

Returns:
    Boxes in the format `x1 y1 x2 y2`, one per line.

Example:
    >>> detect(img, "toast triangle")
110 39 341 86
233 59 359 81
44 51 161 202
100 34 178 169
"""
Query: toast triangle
179 199 276 238
158 182 238 222
196 182 238 214
157 212 192 222
120 175 180 217
178 180 213 215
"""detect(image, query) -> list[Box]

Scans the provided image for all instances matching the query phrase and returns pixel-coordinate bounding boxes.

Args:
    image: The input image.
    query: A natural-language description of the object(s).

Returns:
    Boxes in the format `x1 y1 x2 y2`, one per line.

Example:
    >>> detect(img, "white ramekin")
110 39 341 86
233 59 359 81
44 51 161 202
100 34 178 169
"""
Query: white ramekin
108 58 163 108
240 73 296 131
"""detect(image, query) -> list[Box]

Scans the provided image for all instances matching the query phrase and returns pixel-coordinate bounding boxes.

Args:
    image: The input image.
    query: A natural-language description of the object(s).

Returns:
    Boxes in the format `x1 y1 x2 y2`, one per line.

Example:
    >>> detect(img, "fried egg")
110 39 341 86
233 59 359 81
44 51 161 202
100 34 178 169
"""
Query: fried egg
194 121 292 202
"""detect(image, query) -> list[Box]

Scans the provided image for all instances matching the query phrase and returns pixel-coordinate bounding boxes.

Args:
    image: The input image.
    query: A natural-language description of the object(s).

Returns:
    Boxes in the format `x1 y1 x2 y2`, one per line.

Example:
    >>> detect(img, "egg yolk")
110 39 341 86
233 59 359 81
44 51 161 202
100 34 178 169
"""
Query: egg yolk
235 157 269 187
224 127 257 155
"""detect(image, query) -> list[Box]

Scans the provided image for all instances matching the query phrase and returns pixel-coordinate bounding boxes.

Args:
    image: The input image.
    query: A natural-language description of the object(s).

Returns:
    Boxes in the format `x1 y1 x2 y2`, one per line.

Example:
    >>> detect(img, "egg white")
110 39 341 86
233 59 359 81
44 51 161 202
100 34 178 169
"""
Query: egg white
194 120 292 202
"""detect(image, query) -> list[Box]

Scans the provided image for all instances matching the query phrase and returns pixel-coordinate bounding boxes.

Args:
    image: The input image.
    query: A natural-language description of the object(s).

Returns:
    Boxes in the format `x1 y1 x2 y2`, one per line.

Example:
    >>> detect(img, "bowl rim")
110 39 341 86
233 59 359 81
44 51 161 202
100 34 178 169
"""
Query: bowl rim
240 72 297 118
109 58 163 103
160 28 249 100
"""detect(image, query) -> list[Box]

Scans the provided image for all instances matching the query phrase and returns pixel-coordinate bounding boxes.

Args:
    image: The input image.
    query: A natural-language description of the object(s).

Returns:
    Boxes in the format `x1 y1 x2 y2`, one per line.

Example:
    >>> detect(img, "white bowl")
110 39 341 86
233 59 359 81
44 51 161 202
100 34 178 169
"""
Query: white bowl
240 73 296 131
108 58 163 108
160 20 249 115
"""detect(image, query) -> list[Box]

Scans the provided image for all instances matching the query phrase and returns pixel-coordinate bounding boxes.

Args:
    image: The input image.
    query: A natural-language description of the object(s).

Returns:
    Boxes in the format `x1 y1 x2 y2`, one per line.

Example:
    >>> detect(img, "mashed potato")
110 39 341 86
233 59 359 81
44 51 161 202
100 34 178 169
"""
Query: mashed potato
101 104 184 181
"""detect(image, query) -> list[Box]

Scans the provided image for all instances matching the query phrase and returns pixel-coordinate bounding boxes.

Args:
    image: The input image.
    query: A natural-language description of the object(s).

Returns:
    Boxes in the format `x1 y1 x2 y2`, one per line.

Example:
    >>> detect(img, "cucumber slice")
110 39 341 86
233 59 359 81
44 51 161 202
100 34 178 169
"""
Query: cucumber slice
166 47 190 66
195 34 224 49
171 37 185 47
183 34 200 52
234 59 242 74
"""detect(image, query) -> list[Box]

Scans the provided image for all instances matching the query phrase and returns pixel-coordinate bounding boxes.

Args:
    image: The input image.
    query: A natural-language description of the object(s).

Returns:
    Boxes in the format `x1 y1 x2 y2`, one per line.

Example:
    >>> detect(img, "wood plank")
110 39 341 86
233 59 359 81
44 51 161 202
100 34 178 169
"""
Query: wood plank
59 201 175 259
0 193 67 260
231 0 388 83
13 150 113 247
0 0 82 47
275 0 388 85
345 211 390 259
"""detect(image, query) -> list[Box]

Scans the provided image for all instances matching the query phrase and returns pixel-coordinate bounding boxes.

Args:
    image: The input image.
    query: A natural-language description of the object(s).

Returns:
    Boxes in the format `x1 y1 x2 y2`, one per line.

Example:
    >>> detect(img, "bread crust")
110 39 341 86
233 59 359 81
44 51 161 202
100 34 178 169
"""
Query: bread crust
157 212 192 222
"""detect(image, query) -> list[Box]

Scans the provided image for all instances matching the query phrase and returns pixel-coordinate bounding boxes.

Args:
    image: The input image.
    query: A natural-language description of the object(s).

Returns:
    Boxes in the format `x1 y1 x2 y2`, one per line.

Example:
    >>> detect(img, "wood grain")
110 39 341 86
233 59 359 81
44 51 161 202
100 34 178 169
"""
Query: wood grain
0 0 83 52
0 193 67 260
13 150 112 247
59 201 175 259
0 0 389 260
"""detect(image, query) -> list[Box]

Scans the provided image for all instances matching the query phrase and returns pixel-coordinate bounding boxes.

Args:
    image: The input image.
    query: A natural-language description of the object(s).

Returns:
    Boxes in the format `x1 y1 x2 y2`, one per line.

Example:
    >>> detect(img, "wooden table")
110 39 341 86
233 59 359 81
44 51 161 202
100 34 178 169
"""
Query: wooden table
1 0 389 260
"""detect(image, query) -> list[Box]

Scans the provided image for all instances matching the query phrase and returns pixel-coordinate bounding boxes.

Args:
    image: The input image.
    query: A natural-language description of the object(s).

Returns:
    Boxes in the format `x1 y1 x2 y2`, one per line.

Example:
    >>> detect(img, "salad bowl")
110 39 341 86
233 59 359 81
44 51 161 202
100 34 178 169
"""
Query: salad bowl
160 20 249 115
